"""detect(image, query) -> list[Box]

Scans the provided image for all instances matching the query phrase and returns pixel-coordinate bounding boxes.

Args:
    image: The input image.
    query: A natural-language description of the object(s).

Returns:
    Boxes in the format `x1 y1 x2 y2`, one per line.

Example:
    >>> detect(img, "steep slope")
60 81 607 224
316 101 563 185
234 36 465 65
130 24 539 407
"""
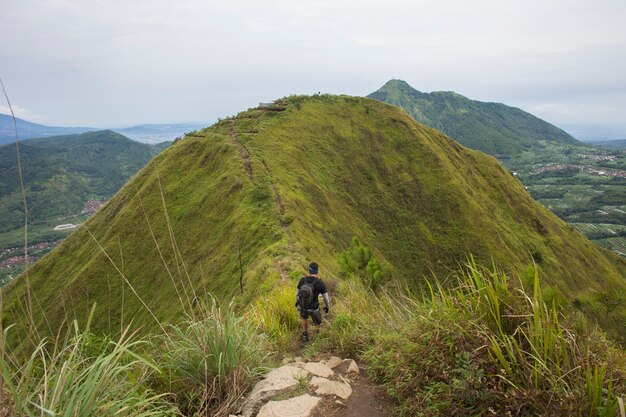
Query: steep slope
368 79 582 159
0 113 95 144
0 130 167 237
3 95 625 340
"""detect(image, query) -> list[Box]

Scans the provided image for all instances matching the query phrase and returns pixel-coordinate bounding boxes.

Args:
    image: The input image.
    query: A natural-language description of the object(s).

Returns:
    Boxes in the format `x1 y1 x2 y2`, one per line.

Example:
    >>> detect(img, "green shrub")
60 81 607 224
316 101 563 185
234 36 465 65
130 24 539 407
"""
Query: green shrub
364 308 501 416
338 237 390 291
316 278 411 357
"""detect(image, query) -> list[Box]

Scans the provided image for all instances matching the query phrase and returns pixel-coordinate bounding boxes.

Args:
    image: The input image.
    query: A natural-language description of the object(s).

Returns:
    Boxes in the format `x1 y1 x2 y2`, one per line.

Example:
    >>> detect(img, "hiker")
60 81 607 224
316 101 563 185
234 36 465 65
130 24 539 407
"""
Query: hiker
295 262 330 343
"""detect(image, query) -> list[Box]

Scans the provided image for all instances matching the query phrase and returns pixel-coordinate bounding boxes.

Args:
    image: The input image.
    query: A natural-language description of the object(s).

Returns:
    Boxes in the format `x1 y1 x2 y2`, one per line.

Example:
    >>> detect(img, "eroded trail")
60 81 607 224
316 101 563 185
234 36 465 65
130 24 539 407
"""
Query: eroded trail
228 117 294 283
228 119 253 179
312 375 393 417
232 355 393 417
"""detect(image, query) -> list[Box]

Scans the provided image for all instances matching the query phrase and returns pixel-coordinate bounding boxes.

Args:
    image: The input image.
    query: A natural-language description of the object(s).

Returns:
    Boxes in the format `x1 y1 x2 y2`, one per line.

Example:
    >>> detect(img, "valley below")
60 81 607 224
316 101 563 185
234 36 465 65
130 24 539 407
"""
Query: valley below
507 142 626 256
0 211 99 286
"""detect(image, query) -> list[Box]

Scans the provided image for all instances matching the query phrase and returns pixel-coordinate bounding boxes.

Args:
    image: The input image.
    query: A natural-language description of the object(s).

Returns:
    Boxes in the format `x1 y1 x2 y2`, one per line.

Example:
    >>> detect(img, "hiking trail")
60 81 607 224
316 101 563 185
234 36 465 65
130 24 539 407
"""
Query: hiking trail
229 117 295 283
230 355 393 417
228 120 253 179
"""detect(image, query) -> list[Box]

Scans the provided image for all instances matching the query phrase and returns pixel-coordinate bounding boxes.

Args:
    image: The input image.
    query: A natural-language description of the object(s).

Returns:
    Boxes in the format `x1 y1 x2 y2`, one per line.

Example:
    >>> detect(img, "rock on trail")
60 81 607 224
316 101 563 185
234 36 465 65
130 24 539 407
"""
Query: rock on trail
232 356 392 417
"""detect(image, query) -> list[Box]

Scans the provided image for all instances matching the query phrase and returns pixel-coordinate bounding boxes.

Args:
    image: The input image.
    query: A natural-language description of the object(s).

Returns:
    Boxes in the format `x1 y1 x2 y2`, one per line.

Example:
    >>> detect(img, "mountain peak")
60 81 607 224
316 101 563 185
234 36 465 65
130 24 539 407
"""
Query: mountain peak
368 80 581 156
379 78 413 90
374 79 421 95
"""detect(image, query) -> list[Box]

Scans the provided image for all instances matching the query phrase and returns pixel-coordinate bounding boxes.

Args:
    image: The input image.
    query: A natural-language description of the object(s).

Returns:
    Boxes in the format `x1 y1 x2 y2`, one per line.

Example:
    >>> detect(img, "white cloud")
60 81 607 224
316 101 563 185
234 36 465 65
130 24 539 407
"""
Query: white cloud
1 0 626 125
0 104 47 123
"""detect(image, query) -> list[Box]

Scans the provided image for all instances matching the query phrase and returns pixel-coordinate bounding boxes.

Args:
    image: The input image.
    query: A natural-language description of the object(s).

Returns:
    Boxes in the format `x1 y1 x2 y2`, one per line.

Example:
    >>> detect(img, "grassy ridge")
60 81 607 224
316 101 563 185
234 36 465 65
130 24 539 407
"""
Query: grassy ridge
3 95 626 342
240 96 625 337
4 129 283 335
368 79 626 259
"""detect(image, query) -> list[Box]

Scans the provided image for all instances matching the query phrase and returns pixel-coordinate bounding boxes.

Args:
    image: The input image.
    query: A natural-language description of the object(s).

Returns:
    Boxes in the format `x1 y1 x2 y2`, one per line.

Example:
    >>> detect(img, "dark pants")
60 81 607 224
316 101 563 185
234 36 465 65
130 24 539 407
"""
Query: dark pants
299 308 322 325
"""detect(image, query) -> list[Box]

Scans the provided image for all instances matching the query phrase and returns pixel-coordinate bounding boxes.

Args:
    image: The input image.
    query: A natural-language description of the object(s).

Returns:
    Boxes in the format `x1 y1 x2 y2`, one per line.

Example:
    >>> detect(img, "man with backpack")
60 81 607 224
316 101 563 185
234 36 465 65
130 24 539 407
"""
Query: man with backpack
295 262 330 343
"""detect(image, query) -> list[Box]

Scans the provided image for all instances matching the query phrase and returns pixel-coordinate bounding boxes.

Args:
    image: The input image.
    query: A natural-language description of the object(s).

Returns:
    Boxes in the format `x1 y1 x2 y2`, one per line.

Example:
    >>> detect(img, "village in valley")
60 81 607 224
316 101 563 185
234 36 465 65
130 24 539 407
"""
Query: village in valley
510 144 626 256
0 199 106 285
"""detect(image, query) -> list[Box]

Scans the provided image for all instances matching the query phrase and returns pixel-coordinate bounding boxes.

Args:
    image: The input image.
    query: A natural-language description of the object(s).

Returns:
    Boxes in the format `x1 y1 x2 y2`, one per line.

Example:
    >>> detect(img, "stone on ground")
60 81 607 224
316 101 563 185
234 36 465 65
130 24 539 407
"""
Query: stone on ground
345 359 360 375
239 366 309 417
310 376 353 400
325 356 343 369
303 362 334 378
256 394 321 417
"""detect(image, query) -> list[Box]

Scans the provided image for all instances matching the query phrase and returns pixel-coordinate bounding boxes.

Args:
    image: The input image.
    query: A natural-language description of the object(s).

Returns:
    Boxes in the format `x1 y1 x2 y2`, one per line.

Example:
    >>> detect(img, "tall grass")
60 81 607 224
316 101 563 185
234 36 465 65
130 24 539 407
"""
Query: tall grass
319 261 625 416
246 285 301 350
1 78 34 345
0 298 271 417
0 306 177 416
316 277 418 357
153 298 267 417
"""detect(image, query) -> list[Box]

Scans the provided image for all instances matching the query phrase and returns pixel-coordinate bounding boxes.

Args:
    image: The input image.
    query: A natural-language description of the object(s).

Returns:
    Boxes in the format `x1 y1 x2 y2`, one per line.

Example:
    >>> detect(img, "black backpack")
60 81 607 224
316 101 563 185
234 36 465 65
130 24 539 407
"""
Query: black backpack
297 280 315 311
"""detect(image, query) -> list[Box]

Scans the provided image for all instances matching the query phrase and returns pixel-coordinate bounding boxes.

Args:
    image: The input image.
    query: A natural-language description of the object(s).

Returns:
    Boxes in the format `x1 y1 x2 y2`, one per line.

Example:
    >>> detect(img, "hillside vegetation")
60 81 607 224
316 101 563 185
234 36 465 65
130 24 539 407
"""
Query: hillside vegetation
2 263 625 416
369 80 626 257
3 95 625 342
0 130 168 243
368 80 581 159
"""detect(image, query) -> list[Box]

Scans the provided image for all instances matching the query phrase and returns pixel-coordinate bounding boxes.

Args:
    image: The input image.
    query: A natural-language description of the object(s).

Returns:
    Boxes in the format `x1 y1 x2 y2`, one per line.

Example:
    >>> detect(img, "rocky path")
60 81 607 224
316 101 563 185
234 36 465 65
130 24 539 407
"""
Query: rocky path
230 356 393 417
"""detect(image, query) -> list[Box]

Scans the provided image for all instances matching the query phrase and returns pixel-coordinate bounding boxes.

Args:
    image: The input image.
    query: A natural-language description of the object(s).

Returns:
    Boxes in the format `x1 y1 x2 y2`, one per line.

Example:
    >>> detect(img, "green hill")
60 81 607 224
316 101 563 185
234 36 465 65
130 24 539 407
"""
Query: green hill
3 95 625 341
0 130 168 243
368 79 582 159
367 81 626 259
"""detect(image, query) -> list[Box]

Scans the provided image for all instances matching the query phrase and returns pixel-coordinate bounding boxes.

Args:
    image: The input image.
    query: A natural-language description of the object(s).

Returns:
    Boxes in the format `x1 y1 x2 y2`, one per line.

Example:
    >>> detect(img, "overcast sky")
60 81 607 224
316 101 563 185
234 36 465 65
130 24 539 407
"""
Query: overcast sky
1 0 625 129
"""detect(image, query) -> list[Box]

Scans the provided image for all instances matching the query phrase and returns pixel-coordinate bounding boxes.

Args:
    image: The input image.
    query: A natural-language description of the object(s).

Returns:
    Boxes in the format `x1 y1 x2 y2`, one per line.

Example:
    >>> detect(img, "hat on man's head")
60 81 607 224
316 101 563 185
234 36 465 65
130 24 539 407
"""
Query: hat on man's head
308 262 319 274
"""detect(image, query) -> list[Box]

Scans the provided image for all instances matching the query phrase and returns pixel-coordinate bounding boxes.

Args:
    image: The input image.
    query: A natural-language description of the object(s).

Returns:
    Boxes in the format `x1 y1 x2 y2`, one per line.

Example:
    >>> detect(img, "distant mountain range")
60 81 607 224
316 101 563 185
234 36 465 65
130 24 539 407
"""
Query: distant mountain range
368 80 582 159
586 139 626 150
0 113 208 145
112 123 209 144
